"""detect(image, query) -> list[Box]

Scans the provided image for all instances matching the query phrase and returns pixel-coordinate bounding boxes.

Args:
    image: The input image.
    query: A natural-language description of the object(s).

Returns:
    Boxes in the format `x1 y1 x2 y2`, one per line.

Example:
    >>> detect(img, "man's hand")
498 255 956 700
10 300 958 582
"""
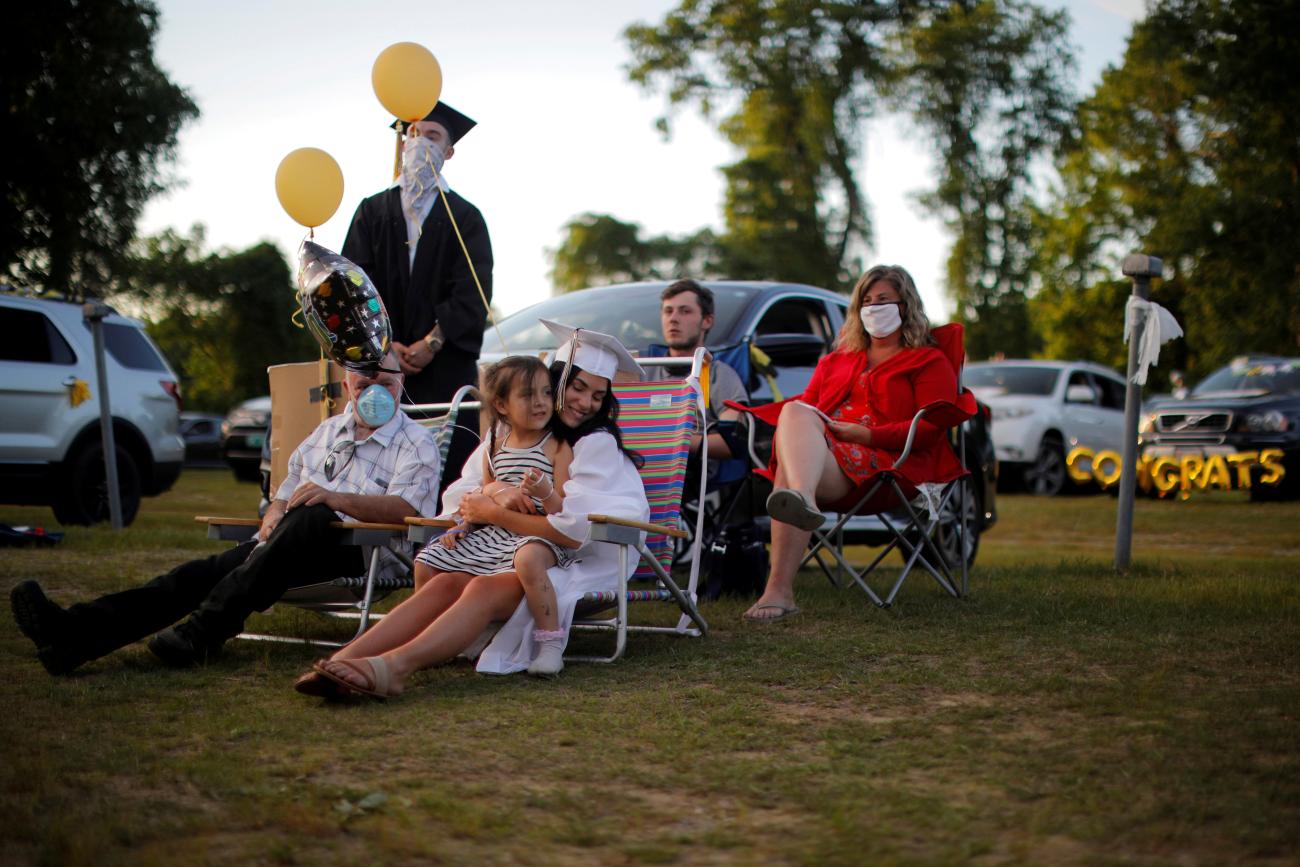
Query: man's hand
403 338 436 371
390 340 422 375
287 481 341 512
257 500 288 542
825 419 872 445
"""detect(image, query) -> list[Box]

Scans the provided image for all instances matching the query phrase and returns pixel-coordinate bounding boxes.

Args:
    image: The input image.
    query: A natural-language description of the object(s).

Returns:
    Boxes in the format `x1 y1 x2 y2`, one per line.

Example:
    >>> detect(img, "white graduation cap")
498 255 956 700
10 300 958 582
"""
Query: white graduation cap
541 319 644 383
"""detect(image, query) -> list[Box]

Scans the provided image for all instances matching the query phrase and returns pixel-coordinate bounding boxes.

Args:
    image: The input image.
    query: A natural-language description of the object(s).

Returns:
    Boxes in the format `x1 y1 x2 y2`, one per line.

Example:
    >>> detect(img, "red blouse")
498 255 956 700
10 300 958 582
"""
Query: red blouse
733 323 975 498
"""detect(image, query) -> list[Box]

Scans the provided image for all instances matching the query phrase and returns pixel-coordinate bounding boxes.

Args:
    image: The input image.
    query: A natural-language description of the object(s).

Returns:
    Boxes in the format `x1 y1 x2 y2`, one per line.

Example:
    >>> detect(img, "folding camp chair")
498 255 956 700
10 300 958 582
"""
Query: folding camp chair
406 350 713 664
743 324 978 608
196 384 479 649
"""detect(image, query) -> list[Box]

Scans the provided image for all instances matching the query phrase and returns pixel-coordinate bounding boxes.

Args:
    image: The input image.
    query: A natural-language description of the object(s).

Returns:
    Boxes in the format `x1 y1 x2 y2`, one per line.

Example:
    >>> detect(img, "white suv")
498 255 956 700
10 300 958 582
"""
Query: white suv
0 291 185 525
964 359 1128 495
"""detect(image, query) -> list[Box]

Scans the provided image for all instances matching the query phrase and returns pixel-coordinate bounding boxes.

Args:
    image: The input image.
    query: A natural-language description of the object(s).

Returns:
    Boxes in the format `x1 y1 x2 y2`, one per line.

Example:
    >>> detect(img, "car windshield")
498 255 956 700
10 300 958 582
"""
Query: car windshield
963 365 1060 396
480 284 754 354
1192 358 1300 395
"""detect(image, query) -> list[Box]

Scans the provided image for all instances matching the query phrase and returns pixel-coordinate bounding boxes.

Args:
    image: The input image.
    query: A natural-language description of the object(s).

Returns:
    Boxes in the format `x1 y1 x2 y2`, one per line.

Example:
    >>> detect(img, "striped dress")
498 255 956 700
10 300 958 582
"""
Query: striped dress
415 430 576 575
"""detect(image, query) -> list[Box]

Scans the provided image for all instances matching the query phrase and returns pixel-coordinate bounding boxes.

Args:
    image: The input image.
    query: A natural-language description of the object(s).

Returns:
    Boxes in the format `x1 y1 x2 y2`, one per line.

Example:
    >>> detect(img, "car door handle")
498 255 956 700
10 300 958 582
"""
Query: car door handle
62 376 79 387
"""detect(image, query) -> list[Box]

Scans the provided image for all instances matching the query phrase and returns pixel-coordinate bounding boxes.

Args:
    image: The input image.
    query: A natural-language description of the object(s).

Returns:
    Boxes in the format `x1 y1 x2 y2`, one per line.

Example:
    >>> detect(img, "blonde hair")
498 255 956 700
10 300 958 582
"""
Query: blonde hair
836 264 935 352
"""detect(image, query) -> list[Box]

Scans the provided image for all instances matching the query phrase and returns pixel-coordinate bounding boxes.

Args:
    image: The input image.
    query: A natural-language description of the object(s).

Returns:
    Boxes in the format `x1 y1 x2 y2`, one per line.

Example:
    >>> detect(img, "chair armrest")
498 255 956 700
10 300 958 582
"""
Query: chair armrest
195 516 260 526
891 406 932 470
404 517 459 528
587 513 688 539
329 521 408 532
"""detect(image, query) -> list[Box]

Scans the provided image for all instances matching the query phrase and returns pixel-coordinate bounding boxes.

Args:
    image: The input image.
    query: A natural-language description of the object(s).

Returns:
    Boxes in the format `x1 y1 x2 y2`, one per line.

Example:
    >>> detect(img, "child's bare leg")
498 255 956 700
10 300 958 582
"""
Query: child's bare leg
514 542 559 631
515 542 565 677
413 560 436 592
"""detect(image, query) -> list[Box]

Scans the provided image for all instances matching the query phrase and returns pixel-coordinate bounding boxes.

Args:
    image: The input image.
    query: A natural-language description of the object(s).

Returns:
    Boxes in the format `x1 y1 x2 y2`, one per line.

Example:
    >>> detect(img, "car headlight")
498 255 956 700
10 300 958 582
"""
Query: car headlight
1139 413 1157 434
1244 410 1289 433
991 405 1033 421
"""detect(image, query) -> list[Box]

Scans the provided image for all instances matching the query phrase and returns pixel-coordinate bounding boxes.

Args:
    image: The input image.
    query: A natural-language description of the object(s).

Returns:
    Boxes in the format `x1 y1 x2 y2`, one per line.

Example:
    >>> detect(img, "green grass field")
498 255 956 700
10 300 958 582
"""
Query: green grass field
2 470 1298 865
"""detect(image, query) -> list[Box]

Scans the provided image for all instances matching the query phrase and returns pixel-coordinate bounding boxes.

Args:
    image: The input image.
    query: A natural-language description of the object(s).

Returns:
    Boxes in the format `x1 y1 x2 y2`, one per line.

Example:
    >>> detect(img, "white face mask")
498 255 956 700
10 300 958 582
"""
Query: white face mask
859 302 902 339
400 135 445 205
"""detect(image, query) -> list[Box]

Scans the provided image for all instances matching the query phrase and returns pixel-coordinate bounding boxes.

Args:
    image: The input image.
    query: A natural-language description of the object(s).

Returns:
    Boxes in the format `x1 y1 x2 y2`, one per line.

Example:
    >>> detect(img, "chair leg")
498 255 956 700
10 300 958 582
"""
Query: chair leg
350 546 383 640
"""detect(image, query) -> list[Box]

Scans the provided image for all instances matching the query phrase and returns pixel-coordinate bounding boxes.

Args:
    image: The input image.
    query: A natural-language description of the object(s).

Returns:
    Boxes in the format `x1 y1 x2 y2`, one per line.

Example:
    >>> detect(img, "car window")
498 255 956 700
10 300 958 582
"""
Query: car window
963 365 1060 396
0 307 76 364
85 321 169 371
480 285 753 354
1193 358 1300 395
754 298 836 348
1093 374 1127 410
1066 370 1098 404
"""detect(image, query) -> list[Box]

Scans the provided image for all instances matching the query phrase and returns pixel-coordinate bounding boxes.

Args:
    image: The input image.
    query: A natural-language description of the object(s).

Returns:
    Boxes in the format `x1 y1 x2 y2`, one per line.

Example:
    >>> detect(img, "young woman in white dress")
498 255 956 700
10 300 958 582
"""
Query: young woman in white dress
295 322 649 699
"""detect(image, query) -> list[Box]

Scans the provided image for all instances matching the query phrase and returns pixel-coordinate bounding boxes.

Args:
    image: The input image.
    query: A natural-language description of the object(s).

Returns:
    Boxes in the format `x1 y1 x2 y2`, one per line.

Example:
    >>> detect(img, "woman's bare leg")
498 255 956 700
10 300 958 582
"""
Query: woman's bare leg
332 571 473 661
514 542 560 631
746 414 854 620
324 573 525 692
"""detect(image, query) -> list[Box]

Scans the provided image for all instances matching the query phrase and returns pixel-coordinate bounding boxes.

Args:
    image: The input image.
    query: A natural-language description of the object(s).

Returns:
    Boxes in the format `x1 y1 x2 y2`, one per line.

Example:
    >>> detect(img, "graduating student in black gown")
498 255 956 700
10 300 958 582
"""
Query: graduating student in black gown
342 101 493 491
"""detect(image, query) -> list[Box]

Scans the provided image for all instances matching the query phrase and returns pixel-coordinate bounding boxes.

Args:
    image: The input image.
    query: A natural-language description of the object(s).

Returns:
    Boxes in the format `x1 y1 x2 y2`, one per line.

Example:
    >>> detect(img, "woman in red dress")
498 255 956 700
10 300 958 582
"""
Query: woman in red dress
741 265 972 622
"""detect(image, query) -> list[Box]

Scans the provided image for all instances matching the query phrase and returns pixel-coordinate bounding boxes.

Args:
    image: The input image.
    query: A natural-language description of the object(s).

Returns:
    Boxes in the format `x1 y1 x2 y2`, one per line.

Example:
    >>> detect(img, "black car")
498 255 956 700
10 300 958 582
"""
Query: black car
179 412 224 465
1140 355 1300 500
481 281 998 566
222 396 271 483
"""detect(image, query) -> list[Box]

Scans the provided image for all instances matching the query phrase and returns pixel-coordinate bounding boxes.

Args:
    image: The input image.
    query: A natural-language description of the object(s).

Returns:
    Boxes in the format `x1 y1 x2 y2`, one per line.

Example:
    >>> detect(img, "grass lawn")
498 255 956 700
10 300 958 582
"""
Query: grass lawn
2 469 1298 865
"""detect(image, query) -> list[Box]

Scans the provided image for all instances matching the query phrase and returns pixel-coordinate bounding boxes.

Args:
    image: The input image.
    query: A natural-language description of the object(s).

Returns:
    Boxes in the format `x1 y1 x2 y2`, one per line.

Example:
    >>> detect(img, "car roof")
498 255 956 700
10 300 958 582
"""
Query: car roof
0 288 148 329
966 358 1124 376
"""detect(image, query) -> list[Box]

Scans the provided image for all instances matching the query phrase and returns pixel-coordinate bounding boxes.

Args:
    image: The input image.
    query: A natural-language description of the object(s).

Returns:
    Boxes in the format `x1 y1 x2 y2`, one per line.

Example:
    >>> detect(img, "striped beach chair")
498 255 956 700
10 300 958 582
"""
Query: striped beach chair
568 349 711 663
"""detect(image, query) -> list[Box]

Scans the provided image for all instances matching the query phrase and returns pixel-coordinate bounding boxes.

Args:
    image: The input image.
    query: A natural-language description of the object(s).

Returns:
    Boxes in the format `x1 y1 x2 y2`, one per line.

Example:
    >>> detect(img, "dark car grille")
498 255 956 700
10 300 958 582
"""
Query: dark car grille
1154 411 1233 434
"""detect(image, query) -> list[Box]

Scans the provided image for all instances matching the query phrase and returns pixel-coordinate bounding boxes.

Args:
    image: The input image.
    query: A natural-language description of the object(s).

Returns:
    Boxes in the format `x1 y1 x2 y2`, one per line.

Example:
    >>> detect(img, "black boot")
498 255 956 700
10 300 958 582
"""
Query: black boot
147 618 226 667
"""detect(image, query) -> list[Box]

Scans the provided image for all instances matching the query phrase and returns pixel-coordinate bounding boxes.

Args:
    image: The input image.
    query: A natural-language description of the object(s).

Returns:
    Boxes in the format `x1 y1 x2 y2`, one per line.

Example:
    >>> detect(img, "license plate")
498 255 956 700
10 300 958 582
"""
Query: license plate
247 434 264 448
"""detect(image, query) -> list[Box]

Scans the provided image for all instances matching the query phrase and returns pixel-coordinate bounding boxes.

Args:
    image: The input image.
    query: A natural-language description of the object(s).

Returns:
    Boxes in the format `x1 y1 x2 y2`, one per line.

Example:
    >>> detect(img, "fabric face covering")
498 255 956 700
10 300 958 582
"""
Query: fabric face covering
400 136 446 209
859 303 903 339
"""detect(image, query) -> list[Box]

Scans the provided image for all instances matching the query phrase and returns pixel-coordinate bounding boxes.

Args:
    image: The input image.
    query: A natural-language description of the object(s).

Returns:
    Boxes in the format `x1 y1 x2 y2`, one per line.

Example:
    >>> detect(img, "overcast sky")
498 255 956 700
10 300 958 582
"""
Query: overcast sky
140 0 1144 324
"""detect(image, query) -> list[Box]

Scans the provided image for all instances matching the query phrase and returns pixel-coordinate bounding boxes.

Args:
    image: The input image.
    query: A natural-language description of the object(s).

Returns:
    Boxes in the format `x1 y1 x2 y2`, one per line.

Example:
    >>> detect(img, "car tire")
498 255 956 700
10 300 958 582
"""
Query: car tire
52 441 142 526
928 480 981 573
1023 433 1068 497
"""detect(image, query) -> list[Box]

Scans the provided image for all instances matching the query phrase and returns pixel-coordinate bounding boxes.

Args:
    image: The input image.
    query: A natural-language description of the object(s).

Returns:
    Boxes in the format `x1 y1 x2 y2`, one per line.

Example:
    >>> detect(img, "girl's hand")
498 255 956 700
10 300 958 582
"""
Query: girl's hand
520 468 553 500
458 492 501 525
825 419 872 445
438 522 470 549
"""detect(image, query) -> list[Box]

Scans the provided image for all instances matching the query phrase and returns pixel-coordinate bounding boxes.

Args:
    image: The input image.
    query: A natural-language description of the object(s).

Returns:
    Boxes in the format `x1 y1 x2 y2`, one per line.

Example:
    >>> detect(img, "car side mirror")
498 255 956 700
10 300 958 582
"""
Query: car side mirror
1066 384 1096 403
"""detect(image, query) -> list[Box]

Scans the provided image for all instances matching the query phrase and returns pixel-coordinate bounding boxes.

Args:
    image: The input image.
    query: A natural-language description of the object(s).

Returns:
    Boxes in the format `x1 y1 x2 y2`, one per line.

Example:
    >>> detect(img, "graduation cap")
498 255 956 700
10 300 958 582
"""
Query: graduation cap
541 319 643 410
390 102 476 144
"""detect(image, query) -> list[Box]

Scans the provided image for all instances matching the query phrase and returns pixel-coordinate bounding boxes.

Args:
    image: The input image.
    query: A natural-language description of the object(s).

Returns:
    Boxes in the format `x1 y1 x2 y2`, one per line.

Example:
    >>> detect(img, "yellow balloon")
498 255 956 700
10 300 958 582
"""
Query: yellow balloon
275 148 344 228
372 42 442 122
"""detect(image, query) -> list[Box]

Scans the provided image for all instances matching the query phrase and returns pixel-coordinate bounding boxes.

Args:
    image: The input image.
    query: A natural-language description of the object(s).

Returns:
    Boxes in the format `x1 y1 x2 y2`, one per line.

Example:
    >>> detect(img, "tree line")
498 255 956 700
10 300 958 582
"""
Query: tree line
550 0 1300 381
5 1 1296 410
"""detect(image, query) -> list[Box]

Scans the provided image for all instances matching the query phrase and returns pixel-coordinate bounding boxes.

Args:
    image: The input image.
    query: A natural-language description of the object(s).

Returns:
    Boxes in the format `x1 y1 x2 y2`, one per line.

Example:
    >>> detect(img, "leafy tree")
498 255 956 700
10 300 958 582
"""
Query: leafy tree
1031 0 1300 379
111 228 317 411
2 0 197 298
549 213 721 293
883 1 1075 359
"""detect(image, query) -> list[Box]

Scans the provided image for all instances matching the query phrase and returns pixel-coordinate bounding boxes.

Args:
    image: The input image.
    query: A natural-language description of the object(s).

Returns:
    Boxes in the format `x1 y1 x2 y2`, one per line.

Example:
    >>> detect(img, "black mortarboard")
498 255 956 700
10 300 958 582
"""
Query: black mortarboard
390 102 476 144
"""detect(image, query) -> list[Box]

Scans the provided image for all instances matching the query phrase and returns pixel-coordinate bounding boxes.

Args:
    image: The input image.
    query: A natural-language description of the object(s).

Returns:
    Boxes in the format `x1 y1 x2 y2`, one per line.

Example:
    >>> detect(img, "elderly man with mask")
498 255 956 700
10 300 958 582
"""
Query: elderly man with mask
342 102 492 491
9 358 442 674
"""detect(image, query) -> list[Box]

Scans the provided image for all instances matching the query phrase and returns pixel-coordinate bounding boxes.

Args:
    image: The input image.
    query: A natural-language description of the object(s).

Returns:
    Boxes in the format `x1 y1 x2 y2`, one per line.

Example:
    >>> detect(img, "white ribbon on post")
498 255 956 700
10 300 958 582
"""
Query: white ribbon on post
1124 296 1184 385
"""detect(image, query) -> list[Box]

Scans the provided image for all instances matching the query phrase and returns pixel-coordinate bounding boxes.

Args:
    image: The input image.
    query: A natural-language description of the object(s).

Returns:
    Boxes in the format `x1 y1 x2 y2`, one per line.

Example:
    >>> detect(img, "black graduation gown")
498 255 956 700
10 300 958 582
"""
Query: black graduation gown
341 186 494 405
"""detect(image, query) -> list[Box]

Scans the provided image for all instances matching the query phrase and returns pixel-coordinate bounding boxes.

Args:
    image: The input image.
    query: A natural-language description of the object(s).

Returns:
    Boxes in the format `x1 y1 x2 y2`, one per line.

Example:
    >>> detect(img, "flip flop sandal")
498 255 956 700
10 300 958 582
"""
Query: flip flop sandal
313 657 397 700
294 667 342 699
766 488 826 531
742 604 802 623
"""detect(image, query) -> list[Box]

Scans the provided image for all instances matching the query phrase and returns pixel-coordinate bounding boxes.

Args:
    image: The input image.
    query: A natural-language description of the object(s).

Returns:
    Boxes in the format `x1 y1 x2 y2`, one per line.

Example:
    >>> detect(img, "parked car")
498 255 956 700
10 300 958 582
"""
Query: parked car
179 412 224 464
964 359 1128 496
0 290 184 525
480 280 997 566
1141 355 1300 501
222 396 271 482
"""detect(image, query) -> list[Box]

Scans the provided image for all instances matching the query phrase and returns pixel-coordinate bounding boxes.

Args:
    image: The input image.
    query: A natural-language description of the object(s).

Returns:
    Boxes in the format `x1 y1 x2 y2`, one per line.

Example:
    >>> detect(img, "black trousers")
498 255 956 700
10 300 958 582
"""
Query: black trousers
62 504 365 661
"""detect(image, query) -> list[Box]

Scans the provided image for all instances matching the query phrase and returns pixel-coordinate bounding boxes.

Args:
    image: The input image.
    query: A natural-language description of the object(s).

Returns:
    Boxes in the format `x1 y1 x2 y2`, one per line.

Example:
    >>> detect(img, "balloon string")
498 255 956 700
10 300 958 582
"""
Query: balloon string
429 157 507 353
290 307 304 329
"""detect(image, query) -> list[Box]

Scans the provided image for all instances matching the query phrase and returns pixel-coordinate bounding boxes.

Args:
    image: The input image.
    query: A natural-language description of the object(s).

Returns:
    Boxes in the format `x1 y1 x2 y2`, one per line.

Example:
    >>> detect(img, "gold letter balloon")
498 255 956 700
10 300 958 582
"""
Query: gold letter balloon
275 148 344 228
372 42 442 122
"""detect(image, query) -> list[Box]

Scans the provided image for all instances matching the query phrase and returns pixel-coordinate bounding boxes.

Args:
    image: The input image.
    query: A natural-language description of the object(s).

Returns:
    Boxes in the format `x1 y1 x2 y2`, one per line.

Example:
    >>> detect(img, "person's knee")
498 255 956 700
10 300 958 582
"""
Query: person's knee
513 546 553 582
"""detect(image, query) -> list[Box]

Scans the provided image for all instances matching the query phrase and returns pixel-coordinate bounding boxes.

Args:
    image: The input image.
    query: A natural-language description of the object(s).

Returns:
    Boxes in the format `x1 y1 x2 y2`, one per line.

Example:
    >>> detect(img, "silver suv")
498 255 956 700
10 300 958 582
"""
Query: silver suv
0 291 185 525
